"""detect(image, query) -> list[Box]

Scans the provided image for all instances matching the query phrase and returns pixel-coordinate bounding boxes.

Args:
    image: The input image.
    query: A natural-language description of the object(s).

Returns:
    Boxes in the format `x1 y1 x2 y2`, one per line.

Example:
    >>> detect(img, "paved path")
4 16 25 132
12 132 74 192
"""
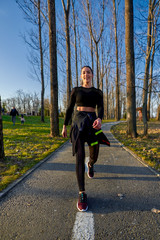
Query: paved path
0 122 160 240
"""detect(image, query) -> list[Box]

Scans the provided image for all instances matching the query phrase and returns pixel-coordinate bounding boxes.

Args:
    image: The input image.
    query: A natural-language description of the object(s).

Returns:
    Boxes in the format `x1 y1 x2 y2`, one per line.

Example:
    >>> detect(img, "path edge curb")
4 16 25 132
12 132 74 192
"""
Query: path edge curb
107 122 160 178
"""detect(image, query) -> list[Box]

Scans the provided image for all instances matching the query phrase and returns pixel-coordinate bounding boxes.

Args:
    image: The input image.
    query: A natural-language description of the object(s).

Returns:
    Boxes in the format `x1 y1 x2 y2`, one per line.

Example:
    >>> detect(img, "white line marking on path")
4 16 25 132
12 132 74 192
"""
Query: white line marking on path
72 211 95 240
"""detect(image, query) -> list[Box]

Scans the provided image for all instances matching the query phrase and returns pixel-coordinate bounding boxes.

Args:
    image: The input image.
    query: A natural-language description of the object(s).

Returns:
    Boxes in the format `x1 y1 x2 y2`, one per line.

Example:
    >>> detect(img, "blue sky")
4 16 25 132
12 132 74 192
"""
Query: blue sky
0 0 45 100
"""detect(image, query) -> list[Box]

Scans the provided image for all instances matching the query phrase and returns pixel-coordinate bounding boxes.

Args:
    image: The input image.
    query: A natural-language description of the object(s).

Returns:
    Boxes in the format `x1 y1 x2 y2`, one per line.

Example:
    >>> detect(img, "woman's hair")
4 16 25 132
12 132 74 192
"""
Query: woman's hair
81 66 93 74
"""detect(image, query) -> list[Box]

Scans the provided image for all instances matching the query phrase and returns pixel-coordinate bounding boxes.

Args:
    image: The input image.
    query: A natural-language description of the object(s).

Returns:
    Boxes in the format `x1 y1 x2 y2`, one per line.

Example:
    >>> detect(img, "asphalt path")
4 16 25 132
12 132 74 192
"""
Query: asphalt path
0 122 160 240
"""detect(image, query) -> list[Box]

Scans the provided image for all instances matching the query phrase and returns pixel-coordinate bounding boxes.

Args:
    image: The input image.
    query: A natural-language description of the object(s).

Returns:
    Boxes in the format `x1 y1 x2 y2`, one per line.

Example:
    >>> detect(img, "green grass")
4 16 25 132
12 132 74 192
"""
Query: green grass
111 120 160 172
0 115 69 191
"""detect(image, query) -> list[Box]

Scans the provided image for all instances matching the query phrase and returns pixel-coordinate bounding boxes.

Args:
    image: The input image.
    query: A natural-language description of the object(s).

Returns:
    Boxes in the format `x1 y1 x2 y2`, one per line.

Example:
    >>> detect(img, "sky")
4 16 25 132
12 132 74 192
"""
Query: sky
0 0 47 101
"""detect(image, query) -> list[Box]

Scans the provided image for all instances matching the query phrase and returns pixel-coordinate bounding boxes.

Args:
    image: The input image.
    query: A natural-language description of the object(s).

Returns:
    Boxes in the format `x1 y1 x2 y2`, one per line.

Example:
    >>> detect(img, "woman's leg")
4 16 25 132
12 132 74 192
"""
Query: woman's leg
75 136 85 192
88 143 99 167
87 144 99 178
76 136 88 211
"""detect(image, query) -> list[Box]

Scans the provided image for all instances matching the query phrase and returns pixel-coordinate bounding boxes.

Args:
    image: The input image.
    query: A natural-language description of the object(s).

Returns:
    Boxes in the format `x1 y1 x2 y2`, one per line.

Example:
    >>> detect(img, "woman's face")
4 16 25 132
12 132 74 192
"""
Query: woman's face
81 67 93 87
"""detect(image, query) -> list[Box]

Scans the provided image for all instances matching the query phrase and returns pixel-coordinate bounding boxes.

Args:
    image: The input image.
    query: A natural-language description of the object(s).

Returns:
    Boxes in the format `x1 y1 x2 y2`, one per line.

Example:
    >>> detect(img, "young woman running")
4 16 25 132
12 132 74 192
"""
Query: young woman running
62 66 104 212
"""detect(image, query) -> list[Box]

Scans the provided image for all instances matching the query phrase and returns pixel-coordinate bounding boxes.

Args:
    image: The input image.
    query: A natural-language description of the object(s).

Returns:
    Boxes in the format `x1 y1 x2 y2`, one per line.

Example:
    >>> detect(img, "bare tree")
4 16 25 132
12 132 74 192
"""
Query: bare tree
104 47 113 119
0 96 5 160
157 103 160 120
80 1 95 85
86 0 105 89
134 0 160 119
105 65 110 119
77 26 82 71
61 0 72 105
142 0 156 135
99 38 106 92
90 38 94 86
147 35 155 120
71 0 78 86
112 0 120 120
16 89 26 113
48 0 59 136
4 90 41 114
125 0 137 137
16 0 47 122
111 84 115 118
31 92 41 115
38 0 45 121
147 1 160 120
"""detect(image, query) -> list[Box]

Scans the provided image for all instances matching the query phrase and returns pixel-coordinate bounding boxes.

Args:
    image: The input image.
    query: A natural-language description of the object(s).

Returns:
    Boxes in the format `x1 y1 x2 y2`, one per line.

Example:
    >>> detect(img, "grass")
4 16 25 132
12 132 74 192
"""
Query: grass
111 120 160 172
0 115 70 191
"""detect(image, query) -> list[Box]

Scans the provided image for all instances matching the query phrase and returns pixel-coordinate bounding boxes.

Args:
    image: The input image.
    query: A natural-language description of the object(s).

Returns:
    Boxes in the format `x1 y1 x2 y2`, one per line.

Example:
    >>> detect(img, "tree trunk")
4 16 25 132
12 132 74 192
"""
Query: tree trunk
38 0 45 122
77 27 82 70
111 84 115 119
71 0 78 87
157 104 160 121
147 50 154 120
105 74 109 119
142 0 155 135
113 0 120 121
95 43 99 88
0 96 5 160
48 0 59 137
61 0 72 105
100 40 104 92
147 17 155 120
91 38 94 87
125 0 137 137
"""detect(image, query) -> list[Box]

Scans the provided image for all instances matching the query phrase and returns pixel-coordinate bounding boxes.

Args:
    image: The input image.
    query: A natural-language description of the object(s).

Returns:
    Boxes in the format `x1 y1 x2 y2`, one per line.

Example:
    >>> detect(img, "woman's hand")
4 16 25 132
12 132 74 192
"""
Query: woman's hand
92 118 102 130
62 125 67 138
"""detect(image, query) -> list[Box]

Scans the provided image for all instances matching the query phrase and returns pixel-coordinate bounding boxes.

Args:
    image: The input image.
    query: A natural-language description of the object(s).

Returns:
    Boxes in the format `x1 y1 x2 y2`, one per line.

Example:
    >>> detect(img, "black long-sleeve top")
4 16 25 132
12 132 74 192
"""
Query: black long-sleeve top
64 86 104 126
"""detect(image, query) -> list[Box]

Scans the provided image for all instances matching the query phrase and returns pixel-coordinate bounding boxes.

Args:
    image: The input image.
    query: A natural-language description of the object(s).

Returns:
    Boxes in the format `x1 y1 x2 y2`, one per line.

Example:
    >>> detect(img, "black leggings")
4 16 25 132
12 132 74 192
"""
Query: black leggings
76 134 99 192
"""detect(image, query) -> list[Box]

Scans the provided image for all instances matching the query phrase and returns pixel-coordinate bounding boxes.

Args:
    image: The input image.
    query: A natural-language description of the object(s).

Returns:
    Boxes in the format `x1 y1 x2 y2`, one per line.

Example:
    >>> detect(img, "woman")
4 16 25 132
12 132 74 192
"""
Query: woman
62 66 104 212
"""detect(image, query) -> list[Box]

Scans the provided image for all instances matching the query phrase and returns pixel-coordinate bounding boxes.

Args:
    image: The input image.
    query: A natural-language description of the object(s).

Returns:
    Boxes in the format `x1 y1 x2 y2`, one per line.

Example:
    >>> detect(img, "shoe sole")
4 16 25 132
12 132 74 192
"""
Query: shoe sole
77 202 88 212
87 172 93 179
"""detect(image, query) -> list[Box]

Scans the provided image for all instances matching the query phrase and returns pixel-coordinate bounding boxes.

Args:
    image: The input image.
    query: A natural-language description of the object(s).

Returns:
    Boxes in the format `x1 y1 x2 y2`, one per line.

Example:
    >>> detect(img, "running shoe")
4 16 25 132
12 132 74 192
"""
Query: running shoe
87 162 94 178
77 192 88 212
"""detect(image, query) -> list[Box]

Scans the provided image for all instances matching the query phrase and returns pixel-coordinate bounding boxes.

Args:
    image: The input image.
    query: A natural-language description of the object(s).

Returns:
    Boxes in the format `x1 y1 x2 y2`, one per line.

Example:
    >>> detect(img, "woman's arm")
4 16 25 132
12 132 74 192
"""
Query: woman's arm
97 90 104 120
93 90 103 130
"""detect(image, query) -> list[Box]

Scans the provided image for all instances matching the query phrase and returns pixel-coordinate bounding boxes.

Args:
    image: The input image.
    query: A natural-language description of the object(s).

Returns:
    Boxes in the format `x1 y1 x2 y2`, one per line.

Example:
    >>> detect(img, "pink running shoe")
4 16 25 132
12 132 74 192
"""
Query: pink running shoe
77 192 88 212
